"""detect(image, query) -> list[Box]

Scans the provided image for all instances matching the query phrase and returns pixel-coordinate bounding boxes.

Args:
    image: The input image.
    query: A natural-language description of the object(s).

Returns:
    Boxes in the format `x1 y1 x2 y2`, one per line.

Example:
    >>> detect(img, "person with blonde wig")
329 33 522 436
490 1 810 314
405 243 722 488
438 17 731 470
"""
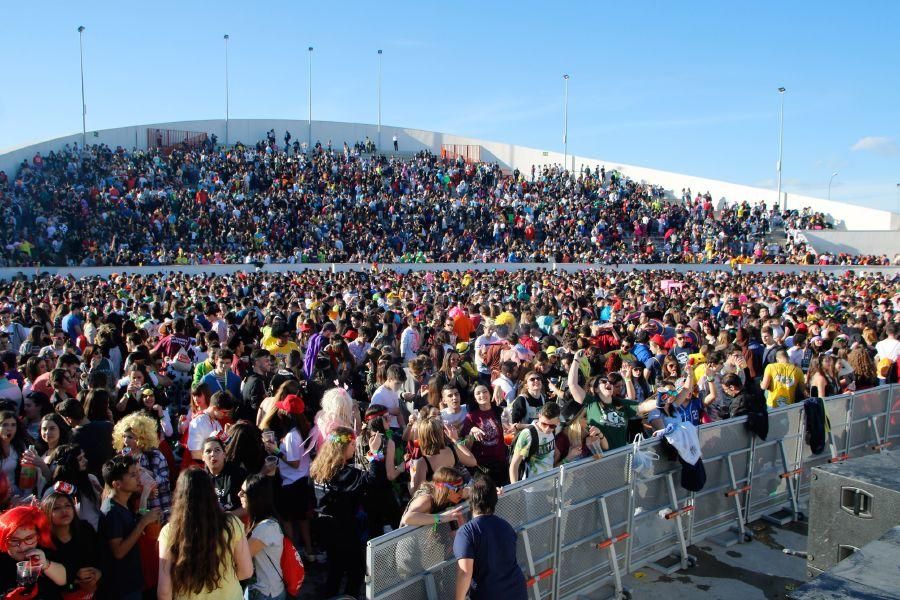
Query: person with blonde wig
313 387 360 449
113 412 172 520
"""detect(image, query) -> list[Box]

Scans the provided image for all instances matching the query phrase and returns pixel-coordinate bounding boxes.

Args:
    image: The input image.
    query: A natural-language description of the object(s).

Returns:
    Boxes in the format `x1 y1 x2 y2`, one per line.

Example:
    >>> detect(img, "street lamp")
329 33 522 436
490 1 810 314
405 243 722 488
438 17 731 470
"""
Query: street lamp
377 49 383 151
776 87 786 209
224 34 230 147
828 172 838 201
563 74 569 172
308 46 313 149
77 26 86 148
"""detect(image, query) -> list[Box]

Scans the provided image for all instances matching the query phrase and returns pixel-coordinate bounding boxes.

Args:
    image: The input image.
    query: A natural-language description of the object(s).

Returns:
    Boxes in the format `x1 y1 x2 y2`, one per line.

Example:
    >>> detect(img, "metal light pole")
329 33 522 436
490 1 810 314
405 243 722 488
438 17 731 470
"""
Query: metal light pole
896 183 899 214
224 34 230 147
563 74 569 172
77 26 86 148
776 86 786 210
307 46 313 149
827 171 838 201
377 49 383 151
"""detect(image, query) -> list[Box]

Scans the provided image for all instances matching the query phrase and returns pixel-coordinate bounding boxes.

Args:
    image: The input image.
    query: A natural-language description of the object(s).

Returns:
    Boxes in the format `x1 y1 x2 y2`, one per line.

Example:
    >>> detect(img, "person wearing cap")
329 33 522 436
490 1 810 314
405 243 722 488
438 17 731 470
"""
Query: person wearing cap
260 392 318 562
240 348 273 422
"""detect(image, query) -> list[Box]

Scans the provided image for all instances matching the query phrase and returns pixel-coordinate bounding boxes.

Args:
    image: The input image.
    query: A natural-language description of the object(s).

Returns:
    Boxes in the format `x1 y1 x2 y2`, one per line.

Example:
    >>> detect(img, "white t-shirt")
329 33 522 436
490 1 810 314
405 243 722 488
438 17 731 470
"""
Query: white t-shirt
187 413 222 451
875 338 900 363
248 519 285 598
371 384 401 429
278 427 312 485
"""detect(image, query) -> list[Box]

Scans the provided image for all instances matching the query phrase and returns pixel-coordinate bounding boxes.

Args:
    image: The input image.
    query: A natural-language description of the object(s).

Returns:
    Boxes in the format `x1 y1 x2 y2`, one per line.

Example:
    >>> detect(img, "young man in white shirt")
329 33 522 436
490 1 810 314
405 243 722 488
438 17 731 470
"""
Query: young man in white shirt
370 364 406 431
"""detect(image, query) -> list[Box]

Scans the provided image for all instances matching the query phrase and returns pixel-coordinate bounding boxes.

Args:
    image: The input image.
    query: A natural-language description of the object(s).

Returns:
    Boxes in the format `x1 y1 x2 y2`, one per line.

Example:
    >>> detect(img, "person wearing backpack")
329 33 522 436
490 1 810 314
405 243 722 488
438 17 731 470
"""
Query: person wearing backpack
508 402 561 483
240 474 305 600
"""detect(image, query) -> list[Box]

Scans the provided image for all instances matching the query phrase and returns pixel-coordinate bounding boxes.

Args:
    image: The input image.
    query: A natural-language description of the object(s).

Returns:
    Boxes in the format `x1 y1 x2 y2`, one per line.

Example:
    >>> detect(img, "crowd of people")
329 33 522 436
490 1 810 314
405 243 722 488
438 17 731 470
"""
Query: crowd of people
0 265 895 598
5 136 896 269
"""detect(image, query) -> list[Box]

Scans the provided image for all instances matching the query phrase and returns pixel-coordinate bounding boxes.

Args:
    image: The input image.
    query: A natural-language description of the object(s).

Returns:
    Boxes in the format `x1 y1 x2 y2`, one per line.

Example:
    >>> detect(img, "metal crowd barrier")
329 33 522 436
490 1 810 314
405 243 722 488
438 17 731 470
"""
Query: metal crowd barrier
366 384 897 600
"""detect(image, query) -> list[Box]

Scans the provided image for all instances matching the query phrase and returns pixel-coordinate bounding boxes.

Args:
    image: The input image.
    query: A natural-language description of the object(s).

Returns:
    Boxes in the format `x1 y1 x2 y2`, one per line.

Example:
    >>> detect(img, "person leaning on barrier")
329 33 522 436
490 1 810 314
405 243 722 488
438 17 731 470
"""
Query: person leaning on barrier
721 370 769 439
453 474 527 600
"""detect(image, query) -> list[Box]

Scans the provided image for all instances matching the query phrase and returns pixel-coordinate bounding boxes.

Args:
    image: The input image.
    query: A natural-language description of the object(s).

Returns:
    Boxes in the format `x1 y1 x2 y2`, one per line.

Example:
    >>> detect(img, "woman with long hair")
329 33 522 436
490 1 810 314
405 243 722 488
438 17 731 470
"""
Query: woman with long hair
399 466 467 527
157 468 253 600
259 394 316 561
21 356 47 398
47 444 103 531
460 384 508 486
113 413 173 520
808 354 841 398
256 380 300 429
21 413 70 488
223 422 266 475
0 410 34 500
239 474 287 600
436 350 473 405
201 436 247 517
40 487 103 598
0 505 67 596
848 345 879 390
408 415 477 496
310 426 383 598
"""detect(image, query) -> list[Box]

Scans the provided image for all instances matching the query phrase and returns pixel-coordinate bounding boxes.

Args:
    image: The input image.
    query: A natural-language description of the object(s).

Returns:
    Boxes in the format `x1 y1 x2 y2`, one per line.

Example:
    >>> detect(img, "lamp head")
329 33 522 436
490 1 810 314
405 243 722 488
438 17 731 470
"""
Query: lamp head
778 87 786 93
77 26 85 33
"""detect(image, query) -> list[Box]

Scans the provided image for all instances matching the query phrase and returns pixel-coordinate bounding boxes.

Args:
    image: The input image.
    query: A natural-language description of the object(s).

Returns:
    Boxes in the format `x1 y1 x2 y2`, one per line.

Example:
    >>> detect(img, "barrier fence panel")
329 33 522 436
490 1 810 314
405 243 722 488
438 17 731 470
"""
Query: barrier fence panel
688 416 753 546
625 437 694 574
744 404 803 523
555 448 631 599
366 510 467 600
847 387 893 458
492 470 561 600
889 385 900 445
367 386 896 599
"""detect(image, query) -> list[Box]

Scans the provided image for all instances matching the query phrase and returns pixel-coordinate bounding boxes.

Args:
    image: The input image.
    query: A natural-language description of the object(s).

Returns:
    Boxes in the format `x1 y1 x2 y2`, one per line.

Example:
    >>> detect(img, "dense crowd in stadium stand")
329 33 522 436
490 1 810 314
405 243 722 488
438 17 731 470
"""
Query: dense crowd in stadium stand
2 135 897 268
0 265 895 598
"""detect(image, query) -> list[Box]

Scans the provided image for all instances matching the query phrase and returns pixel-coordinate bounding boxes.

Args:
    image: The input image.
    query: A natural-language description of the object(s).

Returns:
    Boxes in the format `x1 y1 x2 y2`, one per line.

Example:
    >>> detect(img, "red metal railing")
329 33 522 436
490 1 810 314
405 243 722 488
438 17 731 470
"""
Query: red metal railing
440 144 481 164
147 128 209 155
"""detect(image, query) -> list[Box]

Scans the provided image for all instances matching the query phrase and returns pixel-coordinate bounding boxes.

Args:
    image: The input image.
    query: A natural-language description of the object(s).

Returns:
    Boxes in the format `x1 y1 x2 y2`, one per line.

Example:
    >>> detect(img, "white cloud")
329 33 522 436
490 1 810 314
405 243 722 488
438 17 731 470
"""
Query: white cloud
850 136 900 156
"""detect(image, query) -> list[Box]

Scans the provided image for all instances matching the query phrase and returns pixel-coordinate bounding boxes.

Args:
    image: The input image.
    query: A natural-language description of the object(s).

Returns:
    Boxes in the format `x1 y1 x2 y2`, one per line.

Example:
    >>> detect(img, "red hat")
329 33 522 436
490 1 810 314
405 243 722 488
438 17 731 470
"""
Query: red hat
343 329 358 341
275 394 306 415
650 334 666 347
796 323 808 334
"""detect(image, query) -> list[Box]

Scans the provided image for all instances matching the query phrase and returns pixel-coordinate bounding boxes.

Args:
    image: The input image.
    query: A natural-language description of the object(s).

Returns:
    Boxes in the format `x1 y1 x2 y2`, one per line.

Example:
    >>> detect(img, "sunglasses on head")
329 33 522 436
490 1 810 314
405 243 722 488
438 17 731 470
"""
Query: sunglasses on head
436 480 465 493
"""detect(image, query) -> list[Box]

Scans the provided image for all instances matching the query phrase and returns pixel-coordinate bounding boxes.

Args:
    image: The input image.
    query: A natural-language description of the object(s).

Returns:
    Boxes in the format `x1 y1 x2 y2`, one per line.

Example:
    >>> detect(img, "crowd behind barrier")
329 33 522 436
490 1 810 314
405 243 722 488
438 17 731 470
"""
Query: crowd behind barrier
4 134 899 269
368 384 900 600
0 263 894 599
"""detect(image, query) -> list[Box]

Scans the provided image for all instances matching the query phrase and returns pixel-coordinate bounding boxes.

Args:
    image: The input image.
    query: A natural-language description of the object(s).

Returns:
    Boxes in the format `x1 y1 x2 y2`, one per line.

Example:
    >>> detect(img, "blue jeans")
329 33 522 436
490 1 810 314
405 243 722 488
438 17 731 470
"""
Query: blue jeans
245 588 286 600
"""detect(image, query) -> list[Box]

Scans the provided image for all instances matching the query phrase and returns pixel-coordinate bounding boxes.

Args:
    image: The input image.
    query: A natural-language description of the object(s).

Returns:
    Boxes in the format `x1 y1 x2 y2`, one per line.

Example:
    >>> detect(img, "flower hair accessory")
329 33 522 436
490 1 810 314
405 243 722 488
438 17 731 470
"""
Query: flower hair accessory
328 431 356 444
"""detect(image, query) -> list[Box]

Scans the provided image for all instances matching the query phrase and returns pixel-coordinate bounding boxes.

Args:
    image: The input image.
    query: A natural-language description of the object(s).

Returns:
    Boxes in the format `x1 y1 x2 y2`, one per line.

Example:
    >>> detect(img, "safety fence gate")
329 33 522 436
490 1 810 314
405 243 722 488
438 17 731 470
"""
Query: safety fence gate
367 384 899 600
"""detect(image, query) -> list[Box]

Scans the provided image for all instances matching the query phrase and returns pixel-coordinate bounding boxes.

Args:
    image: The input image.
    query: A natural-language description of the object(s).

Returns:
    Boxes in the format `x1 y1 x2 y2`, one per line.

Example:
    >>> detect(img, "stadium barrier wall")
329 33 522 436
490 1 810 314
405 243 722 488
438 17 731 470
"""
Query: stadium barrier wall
1 262 898 280
3 118 898 231
366 384 898 600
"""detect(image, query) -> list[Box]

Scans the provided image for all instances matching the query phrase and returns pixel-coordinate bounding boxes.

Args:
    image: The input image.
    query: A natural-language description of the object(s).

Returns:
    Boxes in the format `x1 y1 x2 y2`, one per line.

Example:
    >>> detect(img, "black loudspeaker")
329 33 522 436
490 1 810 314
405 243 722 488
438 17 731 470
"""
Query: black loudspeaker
806 451 900 577
791 526 900 600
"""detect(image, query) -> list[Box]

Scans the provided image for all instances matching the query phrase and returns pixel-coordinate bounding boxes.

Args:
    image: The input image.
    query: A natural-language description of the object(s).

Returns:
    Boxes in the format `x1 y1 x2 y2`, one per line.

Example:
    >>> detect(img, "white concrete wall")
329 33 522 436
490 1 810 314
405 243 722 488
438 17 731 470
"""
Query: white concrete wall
3 119 898 232
798 231 900 258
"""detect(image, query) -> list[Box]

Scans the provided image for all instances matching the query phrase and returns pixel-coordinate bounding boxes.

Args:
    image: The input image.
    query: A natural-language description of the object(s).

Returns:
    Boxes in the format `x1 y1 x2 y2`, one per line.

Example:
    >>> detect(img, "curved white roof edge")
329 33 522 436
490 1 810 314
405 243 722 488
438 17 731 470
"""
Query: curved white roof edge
2 118 898 232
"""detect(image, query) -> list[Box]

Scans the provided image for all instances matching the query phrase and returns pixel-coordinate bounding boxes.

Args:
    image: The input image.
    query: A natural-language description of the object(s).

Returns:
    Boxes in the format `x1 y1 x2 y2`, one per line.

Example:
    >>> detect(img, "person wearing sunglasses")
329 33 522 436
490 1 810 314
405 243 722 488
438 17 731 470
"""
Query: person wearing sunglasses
566 350 654 450
0 505 67 598
508 403 562 483
400 466 467 527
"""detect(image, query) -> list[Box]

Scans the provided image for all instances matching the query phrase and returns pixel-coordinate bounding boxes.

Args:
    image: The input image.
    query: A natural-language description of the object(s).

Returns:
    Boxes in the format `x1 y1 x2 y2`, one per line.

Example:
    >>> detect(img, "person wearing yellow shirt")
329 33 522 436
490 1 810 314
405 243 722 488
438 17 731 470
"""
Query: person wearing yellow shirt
761 350 806 408
261 321 300 359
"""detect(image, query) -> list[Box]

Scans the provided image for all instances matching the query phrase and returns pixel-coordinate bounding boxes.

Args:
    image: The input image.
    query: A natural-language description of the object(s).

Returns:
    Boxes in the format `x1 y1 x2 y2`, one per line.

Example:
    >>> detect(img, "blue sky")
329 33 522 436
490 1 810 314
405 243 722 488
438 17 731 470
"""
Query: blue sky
1 1 898 211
